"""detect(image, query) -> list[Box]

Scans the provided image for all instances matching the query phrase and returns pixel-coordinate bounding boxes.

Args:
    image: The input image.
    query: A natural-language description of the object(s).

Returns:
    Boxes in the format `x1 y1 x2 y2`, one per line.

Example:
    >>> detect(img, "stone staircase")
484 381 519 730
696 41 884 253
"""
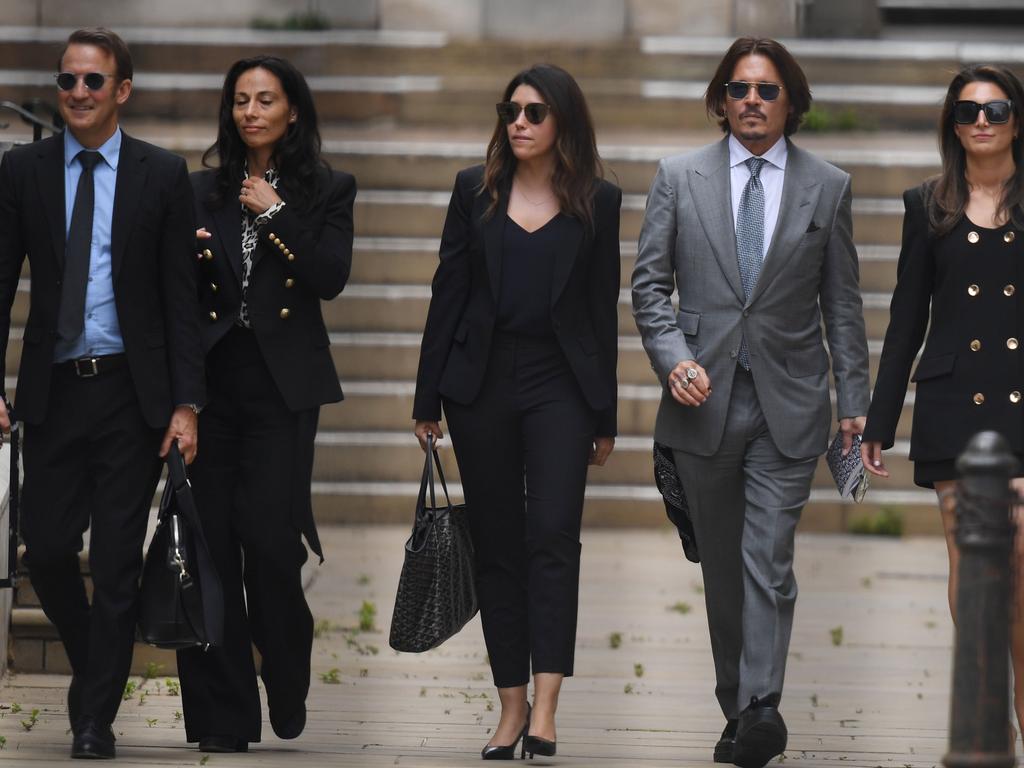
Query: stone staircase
4 26 1017 671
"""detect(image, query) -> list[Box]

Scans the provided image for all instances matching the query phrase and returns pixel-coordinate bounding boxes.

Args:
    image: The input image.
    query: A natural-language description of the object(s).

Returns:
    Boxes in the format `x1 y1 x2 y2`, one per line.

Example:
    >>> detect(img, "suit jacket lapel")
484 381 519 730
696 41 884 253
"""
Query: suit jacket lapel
34 136 66 271
748 142 822 305
211 196 242 281
111 134 148 282
483 189 508 302
689 138 745 303
550 215 584 305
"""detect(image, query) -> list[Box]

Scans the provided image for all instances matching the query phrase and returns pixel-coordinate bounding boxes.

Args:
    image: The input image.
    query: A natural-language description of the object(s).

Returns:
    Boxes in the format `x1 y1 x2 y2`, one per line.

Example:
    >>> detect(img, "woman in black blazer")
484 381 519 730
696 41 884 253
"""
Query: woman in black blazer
178 55 355 753
413 64 621 760
862 64 1024 740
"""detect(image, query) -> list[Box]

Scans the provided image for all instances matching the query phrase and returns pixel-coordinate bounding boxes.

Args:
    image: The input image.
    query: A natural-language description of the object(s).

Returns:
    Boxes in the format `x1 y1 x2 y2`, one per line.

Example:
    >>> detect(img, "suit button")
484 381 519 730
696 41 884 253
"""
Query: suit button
1012 391 1022 404
1010 337 1020 350
209 311 218 321
1006 231 1016 243
203 249 213 260
968 284 980 297
968 231 980 244
973 392 986 405
279 308 290 319
970 339 981 351
285 278 295 288
283 248 292 257
287 253 295 261
268 233 276 241
278 243 286 251
210 282 218 293
730 349 737 359
1006 284 1016 297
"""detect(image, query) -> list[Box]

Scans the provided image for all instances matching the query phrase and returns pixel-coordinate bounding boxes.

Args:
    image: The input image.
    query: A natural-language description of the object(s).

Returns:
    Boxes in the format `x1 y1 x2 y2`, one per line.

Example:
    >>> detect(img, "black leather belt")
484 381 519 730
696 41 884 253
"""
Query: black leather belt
59 354 127 378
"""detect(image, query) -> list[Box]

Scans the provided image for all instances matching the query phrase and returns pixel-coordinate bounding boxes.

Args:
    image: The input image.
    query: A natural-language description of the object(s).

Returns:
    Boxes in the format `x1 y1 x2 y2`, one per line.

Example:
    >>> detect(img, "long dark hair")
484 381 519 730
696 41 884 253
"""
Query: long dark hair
202 55 327 211
482 64 603 230
928 64 1024 235
704 36 811 137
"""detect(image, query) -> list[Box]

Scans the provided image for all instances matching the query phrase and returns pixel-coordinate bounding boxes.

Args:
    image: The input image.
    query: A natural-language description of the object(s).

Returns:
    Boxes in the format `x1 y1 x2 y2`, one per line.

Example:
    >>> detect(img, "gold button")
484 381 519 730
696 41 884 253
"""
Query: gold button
287 253 295 261
209 311 218 321
268 233 276 240
203 249 213 260
1006 231 1016 243
1006 284 1016 297
970 339 982 351
1009 338 1020 350
273 238 282 246
278 243 287 251
968 284 980 297
974 392 986 405
279 308 290 319
283 248 291 256
1012 391 1022 404
285 278 295 288
968 231 980 244
210 282 218 293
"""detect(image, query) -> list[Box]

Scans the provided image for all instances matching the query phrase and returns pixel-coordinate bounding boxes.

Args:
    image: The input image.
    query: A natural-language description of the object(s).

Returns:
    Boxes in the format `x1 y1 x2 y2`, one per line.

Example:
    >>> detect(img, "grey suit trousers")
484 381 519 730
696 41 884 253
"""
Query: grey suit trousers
672 366 816 719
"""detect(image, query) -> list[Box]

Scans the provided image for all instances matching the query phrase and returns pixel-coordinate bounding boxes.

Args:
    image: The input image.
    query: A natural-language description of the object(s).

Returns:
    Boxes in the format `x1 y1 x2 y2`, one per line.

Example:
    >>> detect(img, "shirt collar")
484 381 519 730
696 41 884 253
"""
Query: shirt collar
64 127 122 171
728 133 787 171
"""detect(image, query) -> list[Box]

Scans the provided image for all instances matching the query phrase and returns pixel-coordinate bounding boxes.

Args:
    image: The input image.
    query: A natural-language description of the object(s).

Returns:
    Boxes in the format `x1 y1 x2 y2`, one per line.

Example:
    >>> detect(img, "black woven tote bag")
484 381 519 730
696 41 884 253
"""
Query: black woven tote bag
389 436 477 652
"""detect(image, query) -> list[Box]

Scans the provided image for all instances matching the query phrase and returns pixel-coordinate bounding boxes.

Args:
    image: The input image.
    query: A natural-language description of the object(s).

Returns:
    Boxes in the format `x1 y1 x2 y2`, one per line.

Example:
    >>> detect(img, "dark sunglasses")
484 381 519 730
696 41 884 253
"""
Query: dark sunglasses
495 101 550 125
55 72 115 91
952 99 1014 125
724 81 783 101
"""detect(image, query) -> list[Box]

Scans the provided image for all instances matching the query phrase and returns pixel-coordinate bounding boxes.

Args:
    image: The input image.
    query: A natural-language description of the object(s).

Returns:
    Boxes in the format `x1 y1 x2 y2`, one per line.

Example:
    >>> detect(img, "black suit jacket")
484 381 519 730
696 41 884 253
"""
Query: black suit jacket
191 167 355 411
0 132 205 427
413 164 622 436
865 183 1024 460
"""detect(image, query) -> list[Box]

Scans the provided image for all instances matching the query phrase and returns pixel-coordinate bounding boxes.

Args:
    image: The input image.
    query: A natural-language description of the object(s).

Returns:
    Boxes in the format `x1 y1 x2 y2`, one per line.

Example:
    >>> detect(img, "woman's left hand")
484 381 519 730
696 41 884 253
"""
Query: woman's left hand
589 436 615 466
239 175 283 214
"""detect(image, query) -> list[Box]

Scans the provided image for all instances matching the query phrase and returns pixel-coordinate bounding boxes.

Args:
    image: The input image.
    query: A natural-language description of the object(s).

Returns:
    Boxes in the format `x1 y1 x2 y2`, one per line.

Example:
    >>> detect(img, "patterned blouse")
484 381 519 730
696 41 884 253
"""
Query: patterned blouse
238 168 285 327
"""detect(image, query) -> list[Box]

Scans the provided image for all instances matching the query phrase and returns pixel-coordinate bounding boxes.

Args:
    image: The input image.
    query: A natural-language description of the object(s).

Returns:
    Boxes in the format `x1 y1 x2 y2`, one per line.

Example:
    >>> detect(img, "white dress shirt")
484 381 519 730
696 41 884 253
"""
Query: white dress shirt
728 133 787 259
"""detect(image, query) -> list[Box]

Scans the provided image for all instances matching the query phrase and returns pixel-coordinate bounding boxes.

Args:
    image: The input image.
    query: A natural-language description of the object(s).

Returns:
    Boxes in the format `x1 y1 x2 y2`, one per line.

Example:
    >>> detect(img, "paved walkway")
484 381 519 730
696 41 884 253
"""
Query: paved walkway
0 525 1007 766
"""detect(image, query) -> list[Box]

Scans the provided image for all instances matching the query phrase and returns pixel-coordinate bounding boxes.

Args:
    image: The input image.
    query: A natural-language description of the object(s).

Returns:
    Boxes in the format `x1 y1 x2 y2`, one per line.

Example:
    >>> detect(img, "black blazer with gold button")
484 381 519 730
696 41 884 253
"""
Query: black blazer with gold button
865 182 1024 462
190 167 356 411
413 164 622 436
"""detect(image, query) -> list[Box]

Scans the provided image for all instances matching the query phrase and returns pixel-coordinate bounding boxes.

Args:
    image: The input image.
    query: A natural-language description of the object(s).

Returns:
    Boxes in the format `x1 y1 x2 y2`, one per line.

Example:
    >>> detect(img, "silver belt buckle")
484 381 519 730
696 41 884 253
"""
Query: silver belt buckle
73 357 100 377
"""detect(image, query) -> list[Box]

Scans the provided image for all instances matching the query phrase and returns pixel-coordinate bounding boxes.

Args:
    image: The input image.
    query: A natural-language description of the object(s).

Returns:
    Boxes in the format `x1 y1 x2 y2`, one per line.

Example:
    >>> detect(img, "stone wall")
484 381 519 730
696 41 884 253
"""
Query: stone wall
3 0 881 39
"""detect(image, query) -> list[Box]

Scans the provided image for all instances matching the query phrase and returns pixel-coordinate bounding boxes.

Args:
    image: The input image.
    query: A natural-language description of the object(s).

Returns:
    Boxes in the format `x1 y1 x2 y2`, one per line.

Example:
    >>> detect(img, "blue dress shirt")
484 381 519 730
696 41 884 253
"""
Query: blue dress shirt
54 128 125 362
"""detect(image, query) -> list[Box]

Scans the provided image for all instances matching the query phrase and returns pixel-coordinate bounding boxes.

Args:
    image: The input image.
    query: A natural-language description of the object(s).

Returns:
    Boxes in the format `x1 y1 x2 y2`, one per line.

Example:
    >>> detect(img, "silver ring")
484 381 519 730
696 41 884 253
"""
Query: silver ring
680 378 690 389
686 367 699 380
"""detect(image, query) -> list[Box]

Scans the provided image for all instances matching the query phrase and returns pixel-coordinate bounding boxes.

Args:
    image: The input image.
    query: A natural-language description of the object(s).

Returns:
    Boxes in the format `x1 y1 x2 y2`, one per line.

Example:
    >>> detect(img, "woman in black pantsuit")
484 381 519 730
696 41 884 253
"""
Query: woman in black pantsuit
862 64 1024 742
177 56 355 753
413 64 621 760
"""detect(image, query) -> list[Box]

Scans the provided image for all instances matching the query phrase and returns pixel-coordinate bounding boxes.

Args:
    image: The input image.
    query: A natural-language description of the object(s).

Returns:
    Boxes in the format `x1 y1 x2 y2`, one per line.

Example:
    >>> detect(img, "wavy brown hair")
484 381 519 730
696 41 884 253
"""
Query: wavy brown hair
705 36 811 137
482 64 603 230
928 64 1024 236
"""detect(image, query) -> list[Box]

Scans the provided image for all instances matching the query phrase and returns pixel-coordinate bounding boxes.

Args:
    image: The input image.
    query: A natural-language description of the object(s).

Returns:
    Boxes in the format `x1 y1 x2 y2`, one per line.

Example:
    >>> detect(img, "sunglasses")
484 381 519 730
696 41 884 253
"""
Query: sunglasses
495 101 550 125
724 81 783 101
55 72 116 91
953 99 1014 125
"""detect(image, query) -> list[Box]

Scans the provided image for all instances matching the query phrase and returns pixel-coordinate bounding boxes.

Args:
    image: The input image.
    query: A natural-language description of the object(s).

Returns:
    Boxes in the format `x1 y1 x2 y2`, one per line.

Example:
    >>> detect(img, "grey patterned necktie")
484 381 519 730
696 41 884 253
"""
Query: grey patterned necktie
736 156 766 370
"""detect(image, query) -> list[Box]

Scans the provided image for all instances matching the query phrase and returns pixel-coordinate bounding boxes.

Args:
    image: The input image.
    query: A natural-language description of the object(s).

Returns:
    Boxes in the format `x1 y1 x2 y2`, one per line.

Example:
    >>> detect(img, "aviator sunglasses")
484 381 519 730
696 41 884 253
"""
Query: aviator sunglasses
952 99 1014 125
496 101 551 125
724 81 783 101
55 72 115 91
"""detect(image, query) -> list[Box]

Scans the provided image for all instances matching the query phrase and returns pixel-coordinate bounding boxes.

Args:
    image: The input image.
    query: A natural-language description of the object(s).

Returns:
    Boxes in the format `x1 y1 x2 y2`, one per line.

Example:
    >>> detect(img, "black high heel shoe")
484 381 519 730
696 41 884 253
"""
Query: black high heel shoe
481 703 531 760
523 733 556 759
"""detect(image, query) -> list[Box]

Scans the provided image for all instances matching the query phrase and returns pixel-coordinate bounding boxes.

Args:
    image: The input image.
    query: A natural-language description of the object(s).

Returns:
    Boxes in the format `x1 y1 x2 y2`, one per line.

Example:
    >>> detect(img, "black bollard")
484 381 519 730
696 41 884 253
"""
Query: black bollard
944 431 1017 768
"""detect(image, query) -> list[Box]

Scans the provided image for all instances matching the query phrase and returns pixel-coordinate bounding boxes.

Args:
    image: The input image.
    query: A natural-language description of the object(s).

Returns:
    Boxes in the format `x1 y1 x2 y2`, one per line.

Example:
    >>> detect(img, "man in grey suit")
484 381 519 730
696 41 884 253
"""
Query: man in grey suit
632 37 869 768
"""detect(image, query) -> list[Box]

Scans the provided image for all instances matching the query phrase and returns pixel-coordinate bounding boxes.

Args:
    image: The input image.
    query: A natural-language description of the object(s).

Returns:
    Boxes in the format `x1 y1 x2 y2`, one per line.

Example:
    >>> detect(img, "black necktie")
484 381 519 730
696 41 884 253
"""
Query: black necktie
58 150 102 342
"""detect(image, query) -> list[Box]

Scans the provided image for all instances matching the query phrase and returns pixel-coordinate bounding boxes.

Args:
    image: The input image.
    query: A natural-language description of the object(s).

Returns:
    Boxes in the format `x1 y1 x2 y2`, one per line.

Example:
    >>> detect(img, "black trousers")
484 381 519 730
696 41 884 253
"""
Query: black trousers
443 333 595 688
21 362 163 729
177 326 316 743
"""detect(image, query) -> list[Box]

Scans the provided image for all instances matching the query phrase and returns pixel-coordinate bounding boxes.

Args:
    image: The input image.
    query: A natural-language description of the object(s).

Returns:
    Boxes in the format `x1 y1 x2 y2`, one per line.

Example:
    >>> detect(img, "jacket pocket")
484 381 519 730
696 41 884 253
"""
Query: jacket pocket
676 309 700 335
911 352 955 382
785 347 829 377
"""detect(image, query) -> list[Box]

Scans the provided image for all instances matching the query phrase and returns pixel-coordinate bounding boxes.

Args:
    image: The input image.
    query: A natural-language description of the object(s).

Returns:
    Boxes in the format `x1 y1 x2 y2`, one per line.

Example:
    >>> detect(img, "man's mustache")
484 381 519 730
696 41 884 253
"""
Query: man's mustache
740 111 765 120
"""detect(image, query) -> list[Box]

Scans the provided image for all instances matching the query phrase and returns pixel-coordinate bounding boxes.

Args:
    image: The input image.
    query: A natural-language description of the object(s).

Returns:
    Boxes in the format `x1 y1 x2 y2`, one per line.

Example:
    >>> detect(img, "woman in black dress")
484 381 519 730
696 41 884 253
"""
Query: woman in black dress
412 64 621 759
862 64 1024 738
178 55 356 752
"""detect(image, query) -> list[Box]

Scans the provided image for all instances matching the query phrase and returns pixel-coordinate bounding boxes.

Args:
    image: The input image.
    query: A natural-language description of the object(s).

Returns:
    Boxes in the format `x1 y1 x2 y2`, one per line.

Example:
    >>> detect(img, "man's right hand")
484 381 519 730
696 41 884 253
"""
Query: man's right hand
668 360 711 407
414 420 444 451
0 397 11 443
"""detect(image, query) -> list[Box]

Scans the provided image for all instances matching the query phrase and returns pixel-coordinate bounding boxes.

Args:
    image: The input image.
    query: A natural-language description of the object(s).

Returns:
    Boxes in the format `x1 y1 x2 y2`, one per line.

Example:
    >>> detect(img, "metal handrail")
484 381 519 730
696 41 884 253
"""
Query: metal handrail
0 100 61 141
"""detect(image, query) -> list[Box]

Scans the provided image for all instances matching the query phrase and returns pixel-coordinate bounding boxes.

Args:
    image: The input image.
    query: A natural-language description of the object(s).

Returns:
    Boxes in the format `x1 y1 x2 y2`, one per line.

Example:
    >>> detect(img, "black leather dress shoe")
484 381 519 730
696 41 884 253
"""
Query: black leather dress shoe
71 720 116 760
713 719 738 763
199 735 249 753
732 694 787 768
270 703 306 740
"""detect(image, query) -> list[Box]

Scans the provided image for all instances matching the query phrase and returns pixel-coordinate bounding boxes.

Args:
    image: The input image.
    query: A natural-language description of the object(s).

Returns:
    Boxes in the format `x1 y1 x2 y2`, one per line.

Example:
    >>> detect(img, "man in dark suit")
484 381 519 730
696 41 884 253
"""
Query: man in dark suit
0 27 204 759
632 38 869 768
